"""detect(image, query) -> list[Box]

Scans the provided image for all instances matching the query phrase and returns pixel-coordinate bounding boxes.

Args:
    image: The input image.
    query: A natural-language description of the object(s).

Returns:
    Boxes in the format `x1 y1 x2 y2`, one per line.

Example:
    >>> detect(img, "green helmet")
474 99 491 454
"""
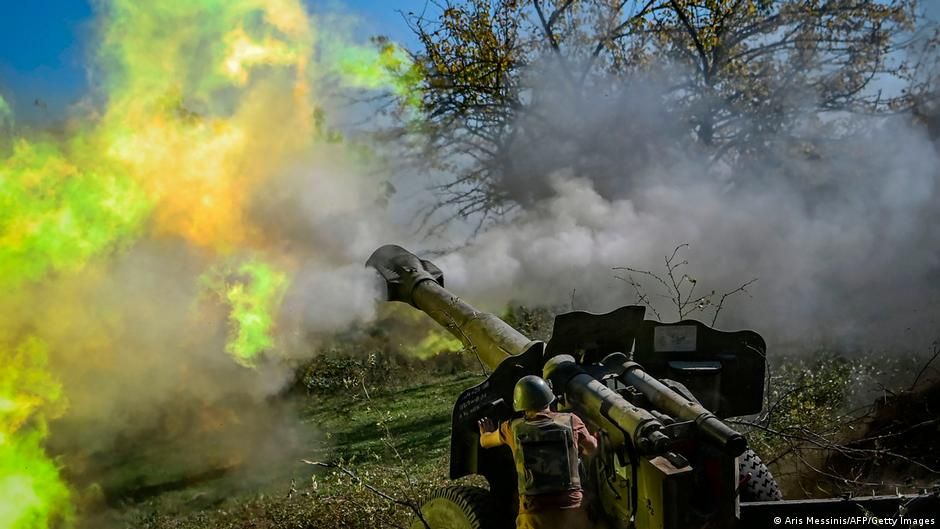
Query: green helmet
513 375 555 412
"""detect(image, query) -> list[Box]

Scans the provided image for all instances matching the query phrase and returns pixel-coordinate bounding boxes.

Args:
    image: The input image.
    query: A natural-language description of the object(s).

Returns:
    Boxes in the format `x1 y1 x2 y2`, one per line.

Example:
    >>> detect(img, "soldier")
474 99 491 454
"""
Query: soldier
478 375 598 529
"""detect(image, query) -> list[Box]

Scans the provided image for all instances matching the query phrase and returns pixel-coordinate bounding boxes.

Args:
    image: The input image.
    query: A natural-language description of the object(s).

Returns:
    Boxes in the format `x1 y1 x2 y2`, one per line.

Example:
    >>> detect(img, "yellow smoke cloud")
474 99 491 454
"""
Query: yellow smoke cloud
94 0 316 250
0 1 423 527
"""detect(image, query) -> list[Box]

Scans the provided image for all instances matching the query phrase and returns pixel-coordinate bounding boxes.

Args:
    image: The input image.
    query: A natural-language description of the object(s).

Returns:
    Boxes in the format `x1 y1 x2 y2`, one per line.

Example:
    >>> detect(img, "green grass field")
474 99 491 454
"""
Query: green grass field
83 371 484 529
302 372 482 475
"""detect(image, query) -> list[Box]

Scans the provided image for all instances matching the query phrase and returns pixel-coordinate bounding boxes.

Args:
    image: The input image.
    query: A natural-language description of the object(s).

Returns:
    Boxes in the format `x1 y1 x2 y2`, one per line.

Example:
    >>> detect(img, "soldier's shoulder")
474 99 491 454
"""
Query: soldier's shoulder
551 410 586 427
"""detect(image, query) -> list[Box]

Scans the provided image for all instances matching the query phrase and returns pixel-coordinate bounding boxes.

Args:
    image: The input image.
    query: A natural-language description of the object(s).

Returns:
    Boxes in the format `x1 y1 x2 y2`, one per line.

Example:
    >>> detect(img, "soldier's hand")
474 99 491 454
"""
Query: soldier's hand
477 417 496 434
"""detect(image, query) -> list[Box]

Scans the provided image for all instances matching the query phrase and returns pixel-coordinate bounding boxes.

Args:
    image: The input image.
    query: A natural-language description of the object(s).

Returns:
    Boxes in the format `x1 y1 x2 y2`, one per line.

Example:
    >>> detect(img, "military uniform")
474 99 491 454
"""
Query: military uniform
494 410 596 529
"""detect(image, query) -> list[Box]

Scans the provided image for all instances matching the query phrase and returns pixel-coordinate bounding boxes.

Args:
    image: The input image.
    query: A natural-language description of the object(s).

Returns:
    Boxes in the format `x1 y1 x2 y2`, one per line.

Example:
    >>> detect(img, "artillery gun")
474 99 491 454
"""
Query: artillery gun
366 244 939 528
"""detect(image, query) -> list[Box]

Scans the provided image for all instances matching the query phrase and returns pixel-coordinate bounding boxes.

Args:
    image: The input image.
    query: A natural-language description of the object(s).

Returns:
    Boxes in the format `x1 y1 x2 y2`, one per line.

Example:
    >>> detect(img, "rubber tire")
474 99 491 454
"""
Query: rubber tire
410 486 497 529
739 449 783 501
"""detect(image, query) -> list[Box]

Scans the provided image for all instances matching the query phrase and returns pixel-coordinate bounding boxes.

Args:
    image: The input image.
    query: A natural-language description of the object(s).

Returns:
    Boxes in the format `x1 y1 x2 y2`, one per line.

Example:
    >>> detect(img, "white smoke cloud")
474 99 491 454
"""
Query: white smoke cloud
429 76 940 352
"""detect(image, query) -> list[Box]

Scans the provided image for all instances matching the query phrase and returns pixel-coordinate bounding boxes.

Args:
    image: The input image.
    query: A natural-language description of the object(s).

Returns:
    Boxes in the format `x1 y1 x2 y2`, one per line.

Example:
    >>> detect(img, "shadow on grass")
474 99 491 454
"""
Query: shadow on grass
333 413 453 458
305 373 483 466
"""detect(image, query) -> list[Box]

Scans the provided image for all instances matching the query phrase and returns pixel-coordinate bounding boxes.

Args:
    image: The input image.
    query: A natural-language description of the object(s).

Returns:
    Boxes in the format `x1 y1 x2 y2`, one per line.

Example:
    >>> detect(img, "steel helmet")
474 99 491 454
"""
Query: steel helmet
513 375 555 412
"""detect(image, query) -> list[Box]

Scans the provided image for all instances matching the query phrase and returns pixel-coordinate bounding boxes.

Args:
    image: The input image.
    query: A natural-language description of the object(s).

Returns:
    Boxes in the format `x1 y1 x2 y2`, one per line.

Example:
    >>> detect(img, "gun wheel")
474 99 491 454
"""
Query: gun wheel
739 449 783 501
410 485 497 529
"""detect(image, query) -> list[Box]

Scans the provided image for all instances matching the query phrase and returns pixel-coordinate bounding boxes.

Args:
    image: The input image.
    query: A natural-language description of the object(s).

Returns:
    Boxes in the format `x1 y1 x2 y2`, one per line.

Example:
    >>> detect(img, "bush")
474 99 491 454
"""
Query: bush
734 350 935 498
293 348 480 396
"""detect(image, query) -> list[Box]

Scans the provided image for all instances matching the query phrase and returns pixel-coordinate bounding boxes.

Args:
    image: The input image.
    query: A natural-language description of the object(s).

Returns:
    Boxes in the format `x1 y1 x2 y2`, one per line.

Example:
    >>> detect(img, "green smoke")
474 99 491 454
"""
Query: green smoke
201 258 290 367
0 337 73 529
0 139 151 289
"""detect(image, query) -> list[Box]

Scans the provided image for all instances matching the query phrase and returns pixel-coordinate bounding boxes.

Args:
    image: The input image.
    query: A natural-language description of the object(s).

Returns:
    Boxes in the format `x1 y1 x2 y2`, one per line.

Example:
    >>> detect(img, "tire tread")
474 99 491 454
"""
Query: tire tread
413 485 498 529
739 449 784 501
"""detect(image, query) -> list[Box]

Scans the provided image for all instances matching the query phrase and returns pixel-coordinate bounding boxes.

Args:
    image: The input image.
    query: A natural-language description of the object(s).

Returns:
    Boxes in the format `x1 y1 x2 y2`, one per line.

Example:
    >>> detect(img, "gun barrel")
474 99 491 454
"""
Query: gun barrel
544 355 670 452
366 245 537 370
620 364 746 456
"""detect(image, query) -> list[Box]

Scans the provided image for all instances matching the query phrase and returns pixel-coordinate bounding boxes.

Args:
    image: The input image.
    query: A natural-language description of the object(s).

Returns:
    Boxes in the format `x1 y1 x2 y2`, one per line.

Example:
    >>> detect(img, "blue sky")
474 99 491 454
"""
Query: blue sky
0 1 429 122
3 1 937 123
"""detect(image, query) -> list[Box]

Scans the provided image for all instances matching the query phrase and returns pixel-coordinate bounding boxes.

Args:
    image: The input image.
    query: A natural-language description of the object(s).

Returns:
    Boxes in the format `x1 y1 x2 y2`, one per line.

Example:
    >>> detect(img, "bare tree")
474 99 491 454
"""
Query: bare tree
393 0 939 228
613 243 757 325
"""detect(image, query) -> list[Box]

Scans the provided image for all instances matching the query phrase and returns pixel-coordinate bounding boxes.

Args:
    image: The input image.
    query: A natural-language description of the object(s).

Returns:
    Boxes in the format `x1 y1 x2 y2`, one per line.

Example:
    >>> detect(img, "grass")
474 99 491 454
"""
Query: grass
84 371 484 529
299 372 483 476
